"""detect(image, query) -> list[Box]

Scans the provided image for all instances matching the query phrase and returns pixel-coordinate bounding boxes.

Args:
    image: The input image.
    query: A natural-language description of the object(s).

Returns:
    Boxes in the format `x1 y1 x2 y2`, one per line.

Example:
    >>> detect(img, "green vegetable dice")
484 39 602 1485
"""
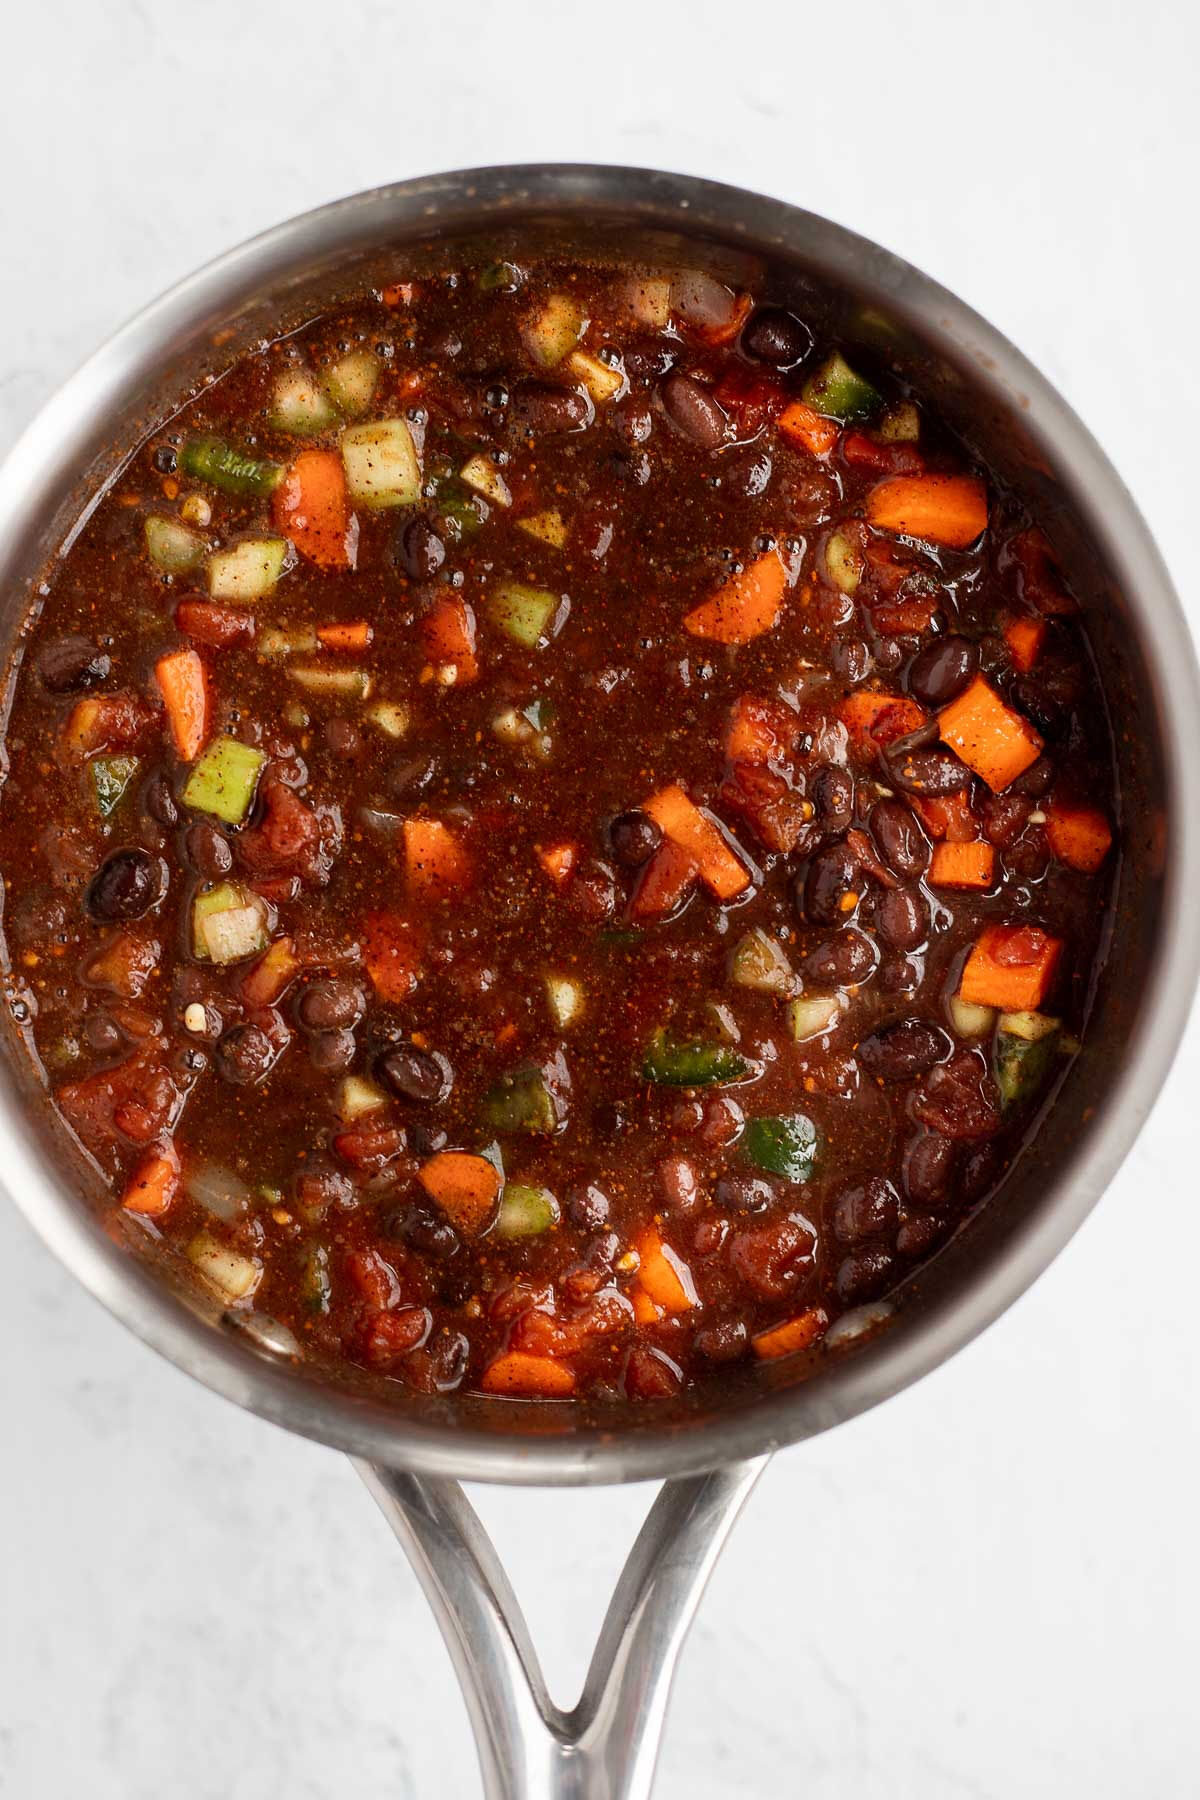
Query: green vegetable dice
742 1113 820 1181
182 736 266 825
90 755 139 818
482 1067 558 1133
641 1029 751 1087
801 351 881 422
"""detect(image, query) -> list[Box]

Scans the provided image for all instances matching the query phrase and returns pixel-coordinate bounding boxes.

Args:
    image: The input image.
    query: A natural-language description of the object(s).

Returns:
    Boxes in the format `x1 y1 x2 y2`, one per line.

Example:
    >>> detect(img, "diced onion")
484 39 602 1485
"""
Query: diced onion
825 1301 894 1347
187 1231 262 1302
186 1161 253 1223
202 904 268 965
233 1312 302 1358
949 996 996 1038
787 993 843 1042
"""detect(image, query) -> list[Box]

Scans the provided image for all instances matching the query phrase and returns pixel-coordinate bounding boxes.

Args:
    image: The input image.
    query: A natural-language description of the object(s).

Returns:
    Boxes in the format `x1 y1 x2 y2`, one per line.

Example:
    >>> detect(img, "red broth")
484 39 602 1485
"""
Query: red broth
0 256 1115 1405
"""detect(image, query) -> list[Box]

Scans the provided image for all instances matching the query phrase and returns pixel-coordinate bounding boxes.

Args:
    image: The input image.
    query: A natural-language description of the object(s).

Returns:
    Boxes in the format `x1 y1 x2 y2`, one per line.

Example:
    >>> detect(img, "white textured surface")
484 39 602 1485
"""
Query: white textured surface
2 3 1199 1795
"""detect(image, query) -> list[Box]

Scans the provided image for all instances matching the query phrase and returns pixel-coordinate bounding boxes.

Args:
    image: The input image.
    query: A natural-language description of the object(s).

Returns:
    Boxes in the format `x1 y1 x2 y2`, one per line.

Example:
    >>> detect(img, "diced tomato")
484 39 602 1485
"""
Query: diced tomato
712 366 783 436
59 1049 179 1155
345 1248 404 1309
724 694 798 766
82 930 161 999
175 601 256 649
63 692 156 759
1005 527 1078 616
839 691 926 751
361 1306 432 1367
332 1123 406 1175
362 911 423 1001
870 593 940 635
629 840 697 920
239 782 332 884
718 761 813 854
840 431 925 476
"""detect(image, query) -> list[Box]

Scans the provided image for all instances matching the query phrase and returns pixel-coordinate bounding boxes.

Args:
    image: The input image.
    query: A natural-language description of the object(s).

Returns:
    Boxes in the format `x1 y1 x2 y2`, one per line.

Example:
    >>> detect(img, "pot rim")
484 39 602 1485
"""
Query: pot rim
2 163 1197 1484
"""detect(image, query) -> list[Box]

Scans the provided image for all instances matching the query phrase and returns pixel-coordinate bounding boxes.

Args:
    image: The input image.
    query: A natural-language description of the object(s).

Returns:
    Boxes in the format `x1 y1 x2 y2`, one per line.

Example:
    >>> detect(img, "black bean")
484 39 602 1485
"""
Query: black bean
907 634 979 707
798 841 865 925
396 1204 461 1261
887 746 972 796
323 718 361 759
298 978 365 1032
658 372 728 449
407 1122 448 1159
835 1245 896 1305
980 791 1032 848
1011 755 1055 799
377 1044 453 1104
877 953 921 993
858 1018 951 1084
308 1028 356 1073
215 1023 276 1086
869 798 930 878
958 1141 1001 1205
801 928 877 987
84 848 163 923
143 770 179 828
830 638 871 684
874 637 905 674
394 515 446 580
83 1012 126 1058
608 809 663 868
694 1319 750 1363
38 635 111 694
567 1184 610 1231
741 307 812 368
714 1173 776 1215
386 754 437 800
658 1155 701 1214
874 888 929 953
810 764 855 832
903 1131 958 1207
152 445 177 474
184 822 233 880
832 1176 900 1245
592 1099 632 1139
507 383 590 437
896 1213 948 1258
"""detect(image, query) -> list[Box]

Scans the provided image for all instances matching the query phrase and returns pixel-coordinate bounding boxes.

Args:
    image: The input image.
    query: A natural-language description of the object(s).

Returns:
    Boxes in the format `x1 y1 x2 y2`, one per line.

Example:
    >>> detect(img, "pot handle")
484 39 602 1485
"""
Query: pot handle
355 1453 768 1800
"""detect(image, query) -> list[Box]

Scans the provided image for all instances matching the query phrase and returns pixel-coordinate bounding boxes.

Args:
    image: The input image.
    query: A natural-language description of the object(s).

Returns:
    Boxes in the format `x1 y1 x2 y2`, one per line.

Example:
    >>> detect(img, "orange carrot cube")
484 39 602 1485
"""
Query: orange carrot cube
938 675 1042 791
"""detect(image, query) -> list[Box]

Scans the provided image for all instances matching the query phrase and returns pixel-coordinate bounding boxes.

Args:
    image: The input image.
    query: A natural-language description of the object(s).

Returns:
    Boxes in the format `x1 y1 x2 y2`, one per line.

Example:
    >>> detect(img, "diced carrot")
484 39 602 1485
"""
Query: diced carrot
629 839 698 920
240 936 299 1008
839 691 927 752
481 1352 576 1398
866 473 988 549
938 675 1042 791
911 791 977 843
641 785 749 900
362 910 424 1001
683 550 788 646
1003 615 1046 674
928 840 996 889
121 1146 179 1218
632 1226 698 1315
630 1287 663 1325
154 648 211 761
536 841 579 886
272 449 357 571
175 600 255 649
317 620 373 651
382 282 415 309
778 399 839 458
725 694 796 765
418 1151 502 1237
421 594 479 683
1045 802 1113 874
959 923 1062 1012
752 1306 830 1361
403 817 472 898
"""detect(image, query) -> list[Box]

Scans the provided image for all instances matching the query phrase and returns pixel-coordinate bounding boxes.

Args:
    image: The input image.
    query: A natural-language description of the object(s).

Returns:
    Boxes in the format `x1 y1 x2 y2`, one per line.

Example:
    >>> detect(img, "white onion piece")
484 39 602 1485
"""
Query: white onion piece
671 270 738 331
825 1301 895 1347
235 1313 301 1358
186 1162 253 1222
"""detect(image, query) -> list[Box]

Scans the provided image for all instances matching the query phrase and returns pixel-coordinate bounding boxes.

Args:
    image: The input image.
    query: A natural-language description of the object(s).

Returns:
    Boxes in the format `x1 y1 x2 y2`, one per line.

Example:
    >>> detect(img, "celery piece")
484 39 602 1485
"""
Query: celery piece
476 261 524 294
516 509 568 549
566 348 624 404
341 418 421 509
824 531 863 596
145 515 205 572
459 454 512 508
994 1011 1060 1108
494 1184 560 1239
488 581 560 650
289 666 372 699
182 736 266 825
524 293 585 368
801 351 881 422
642 1029 750 1087
742 1113 819 1181
90 755 139 818
300 1244 332 1314
269 369 339 437
207 538 289 602
192 883 269 963
180 435 282 498
482 1066 557 1134
323 350 381 416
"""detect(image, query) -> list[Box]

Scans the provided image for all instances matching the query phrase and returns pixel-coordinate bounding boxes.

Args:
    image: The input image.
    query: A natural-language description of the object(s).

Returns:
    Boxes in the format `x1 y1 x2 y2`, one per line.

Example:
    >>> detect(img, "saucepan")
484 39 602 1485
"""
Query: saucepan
2 166 1197 1799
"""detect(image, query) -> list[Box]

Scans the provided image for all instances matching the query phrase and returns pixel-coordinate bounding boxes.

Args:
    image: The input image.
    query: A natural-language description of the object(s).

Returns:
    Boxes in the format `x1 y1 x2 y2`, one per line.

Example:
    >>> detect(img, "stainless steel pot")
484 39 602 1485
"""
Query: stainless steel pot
2 165 1197 1799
